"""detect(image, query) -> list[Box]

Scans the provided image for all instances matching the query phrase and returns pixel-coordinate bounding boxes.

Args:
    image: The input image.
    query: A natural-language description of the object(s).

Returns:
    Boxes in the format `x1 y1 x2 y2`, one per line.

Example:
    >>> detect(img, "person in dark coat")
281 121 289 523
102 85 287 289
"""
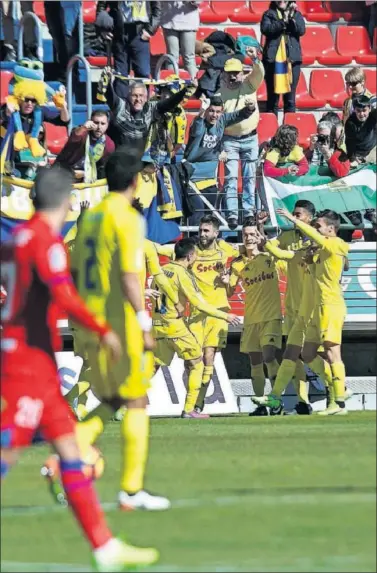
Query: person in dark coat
261 1 305 115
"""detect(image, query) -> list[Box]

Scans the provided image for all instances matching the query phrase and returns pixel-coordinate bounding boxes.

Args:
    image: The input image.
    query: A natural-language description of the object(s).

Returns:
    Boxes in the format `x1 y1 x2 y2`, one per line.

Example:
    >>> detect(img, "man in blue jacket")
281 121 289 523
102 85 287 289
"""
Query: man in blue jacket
184 95 256 226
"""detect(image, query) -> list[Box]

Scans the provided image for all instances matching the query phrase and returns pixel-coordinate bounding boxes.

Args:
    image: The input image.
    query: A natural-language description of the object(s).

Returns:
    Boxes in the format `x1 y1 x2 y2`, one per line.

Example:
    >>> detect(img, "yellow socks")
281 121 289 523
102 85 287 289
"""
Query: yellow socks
65 381 91 406
251 363 265 396
331 362 346 403
76 403 114 456
121 408 149 493
195 365 213 411
266 359 279 388
271 359 296 398
184 361 204 412
292 360 309 404
308 356 334 404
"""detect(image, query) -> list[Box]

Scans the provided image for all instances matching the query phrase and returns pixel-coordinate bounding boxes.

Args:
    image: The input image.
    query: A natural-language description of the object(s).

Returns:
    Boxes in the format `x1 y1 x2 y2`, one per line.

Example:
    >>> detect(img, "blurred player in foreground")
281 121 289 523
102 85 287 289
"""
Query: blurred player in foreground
152 238 240 418
225 218 289 415
0 165 159 570
254 208 349 416
69 147 170 511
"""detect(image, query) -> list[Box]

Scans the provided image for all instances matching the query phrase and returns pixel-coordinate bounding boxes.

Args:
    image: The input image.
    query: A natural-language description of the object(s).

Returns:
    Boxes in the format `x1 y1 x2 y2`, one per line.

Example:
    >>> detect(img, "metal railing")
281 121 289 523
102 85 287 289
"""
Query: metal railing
154 54 179 80
17 11 43 61
66 55 92 134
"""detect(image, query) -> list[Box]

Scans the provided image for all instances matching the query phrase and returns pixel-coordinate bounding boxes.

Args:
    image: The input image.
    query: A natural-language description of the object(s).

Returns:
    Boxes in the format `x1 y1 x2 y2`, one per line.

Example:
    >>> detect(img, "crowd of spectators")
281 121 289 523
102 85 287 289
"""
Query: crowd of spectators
0 1 376 239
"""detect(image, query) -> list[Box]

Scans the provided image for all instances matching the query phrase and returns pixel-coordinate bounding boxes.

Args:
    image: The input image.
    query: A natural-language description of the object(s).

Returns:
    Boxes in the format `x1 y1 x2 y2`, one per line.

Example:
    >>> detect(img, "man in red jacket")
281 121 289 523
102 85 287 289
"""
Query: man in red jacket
0 164 158 569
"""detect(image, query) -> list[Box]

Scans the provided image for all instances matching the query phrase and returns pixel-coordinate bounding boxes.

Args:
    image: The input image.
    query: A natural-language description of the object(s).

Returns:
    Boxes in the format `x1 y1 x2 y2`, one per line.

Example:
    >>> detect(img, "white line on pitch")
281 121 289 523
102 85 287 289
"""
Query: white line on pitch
2 491 375 519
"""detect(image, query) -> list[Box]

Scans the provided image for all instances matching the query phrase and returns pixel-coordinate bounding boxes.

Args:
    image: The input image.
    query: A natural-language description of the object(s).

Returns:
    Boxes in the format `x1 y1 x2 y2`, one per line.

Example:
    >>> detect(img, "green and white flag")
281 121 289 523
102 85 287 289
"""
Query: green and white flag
261 165 377 228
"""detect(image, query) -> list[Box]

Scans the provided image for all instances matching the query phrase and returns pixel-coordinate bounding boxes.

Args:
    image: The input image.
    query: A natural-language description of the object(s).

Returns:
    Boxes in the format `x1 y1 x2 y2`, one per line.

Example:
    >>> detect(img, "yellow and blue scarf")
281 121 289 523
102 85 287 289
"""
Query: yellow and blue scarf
274 11 292 95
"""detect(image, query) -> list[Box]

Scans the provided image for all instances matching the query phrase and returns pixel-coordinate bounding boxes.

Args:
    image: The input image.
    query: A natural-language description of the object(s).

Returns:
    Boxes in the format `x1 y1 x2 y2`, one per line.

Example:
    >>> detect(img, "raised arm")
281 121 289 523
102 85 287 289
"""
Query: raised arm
179 271 232 321
145 240 179 305
264 240 296 260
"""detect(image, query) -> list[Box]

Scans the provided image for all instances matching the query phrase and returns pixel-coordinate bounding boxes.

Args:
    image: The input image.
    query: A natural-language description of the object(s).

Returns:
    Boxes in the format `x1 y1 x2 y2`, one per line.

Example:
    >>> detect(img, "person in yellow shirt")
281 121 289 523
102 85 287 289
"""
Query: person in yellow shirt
265 200 316 414
255 208 349 416
152 238 240 418
70 148 171 513
225 218 287 416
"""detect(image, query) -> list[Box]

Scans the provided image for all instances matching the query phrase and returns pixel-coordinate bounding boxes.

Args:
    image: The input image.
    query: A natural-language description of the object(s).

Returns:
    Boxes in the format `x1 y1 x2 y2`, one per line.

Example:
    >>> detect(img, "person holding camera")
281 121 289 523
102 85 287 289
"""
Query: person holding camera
261 1 306 116
306 120 350 178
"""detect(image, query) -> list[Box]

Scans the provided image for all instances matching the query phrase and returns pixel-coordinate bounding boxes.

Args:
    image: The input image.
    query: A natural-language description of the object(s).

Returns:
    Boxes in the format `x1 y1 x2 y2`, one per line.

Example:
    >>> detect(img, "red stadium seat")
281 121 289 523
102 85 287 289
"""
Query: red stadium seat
310 69 347 108
224 27 257 41
184 98 201 110
199 1 226 23
229 2 260 23
303 26 350 65
283 113 317 149
304 1 336 22
249 1 270 16
87 56 114 67
365 69 377 92
150 28 166 56
0 71 13 105
325 1 365 22
83 1 96 24
296 71 326 108
196 27 217 43
33 1 46 23
212 1 248 22
336 26 377 65
158 69 191 81
257 113 278 145
43 123 68 156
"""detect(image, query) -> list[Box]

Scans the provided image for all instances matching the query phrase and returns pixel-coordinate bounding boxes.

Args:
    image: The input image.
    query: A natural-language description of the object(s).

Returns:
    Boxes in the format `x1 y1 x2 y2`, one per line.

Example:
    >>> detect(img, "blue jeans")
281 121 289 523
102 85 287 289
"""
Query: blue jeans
222 133 258 220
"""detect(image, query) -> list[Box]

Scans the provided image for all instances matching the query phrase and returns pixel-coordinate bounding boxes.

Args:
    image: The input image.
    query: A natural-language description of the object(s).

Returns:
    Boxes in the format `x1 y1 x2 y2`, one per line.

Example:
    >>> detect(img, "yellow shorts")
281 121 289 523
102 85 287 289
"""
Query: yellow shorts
305 305 345 346
154 327 202 366
240 319 282 354
83 313 153 400
286 315 308 348
188 314 228 350
283 312 296 337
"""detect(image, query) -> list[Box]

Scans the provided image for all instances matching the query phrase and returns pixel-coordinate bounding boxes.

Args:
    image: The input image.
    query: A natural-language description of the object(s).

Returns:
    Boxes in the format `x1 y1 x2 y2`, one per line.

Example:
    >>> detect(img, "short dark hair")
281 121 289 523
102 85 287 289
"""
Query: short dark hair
174 237 197 260
91 109 110 121
354 95 372 109
105 146 144 192
317 209 341 231
199 215 220 230
294 200 316 217
321 111 343 128
33 165 74 210
209 96 224 108
242 216 257 229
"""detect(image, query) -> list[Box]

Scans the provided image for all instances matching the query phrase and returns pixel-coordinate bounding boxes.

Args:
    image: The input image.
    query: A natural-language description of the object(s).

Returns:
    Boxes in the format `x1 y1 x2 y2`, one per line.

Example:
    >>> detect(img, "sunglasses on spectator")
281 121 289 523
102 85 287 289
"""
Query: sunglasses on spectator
346 81 361 87
23 97 38 104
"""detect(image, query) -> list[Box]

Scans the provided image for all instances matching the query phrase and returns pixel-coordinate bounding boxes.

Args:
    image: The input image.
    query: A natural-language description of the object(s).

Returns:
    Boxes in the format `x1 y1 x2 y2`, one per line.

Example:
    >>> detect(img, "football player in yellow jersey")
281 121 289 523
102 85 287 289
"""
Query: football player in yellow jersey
151 238 240 418
267 200 316 414
225 218 287 416
256 208 349 416
69 148 171 514
188 215 241 413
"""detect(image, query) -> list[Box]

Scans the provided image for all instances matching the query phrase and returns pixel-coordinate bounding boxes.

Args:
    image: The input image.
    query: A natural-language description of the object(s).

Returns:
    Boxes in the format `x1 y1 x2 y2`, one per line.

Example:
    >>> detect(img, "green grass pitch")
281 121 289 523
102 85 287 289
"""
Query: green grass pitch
1 413 376 572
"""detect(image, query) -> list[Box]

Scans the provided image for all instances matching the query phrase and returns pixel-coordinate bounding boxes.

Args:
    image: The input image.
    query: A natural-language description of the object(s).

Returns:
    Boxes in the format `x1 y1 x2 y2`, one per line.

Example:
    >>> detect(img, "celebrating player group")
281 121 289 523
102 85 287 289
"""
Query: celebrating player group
0 146 350 568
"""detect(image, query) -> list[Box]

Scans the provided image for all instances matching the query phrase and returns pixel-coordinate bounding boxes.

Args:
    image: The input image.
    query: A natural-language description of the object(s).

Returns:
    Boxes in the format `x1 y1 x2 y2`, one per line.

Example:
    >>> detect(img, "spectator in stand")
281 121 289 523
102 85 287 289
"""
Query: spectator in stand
99 67 192 148
44 1 80 84
343 67 377 124
261 1 305 116
96 1 161 99
0 86 70 179
219 51 264 230
366 0 377 43
305 120 350 178
161 1 201 80
55 111 115 183
345 95 377 166
184 95 257 225
0 1 36 62
263 124 309 178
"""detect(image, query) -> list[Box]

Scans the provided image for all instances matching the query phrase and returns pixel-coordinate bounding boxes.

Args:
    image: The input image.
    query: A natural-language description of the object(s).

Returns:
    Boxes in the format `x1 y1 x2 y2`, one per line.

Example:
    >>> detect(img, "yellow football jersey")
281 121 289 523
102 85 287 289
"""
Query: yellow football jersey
298 262 316 321
191 239 240 311
293 221 349 306
274 229 312 314
143 239 179 305
151 261 228 338
230 253 286 325
72 193 145 325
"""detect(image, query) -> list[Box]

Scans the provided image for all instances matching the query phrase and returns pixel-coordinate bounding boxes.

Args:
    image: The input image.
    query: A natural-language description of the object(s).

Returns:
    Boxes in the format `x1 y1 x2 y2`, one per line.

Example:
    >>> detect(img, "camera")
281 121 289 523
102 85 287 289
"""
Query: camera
317 134 329 145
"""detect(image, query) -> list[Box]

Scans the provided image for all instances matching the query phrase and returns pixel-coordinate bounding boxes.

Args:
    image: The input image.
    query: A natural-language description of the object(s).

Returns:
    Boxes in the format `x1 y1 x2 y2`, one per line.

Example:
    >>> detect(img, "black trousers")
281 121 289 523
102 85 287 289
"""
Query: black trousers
263 60 301 116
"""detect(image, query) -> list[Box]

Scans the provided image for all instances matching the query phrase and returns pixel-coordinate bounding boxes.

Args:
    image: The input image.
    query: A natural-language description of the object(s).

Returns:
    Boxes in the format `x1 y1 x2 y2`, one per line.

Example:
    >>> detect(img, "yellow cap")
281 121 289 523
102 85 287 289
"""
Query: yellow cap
224 58 243 73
